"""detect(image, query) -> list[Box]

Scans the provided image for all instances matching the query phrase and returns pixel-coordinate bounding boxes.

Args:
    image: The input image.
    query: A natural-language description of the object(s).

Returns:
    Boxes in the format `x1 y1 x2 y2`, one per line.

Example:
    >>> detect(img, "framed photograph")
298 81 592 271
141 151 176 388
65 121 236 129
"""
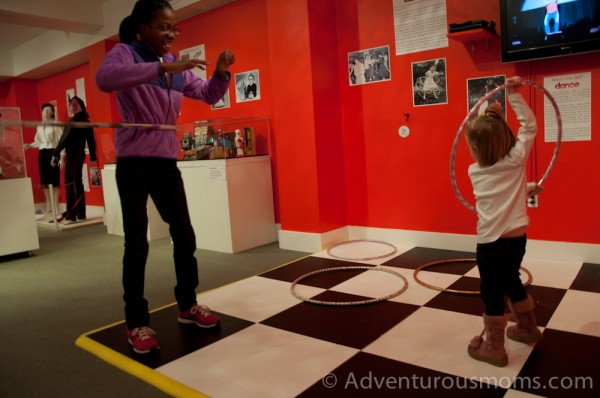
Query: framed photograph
348 45 391 86
412 58 447 106
90 167 102 187
211 90 231 110
179 44 207 80
234 70 260 103
66 88 75 117
466 75 506 119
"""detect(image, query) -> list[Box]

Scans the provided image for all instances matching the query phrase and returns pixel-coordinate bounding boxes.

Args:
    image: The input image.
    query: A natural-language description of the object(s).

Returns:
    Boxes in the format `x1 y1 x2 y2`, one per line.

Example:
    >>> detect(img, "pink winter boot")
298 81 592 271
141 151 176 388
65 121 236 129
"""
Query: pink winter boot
506 295 542 345
504 295 517 322
468 314 508 367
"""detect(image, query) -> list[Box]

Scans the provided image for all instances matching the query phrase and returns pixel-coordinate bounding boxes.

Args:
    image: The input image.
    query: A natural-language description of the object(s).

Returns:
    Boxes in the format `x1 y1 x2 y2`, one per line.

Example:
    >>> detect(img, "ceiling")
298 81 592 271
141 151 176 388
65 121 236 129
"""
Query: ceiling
0 0 234 82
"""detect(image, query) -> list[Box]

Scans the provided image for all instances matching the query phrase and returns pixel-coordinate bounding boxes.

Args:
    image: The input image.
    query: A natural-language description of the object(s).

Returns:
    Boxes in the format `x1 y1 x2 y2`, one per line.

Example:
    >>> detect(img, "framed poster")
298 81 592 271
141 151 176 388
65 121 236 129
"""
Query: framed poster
412 58 447 106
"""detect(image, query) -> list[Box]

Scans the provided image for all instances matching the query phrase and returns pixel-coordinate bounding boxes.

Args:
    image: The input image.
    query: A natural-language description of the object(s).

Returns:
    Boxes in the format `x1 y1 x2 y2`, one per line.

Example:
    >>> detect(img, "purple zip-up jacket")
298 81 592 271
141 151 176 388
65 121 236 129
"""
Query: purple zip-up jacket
96 42 230 160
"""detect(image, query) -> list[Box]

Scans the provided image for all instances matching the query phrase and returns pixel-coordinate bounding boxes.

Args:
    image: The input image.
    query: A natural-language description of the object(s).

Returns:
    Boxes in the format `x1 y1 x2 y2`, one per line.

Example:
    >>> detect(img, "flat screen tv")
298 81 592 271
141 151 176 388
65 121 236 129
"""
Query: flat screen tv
500 0 600 63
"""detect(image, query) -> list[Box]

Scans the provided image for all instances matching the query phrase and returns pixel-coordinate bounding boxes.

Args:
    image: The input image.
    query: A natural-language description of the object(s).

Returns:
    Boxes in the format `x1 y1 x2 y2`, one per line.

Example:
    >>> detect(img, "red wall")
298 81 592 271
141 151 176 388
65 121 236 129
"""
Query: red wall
333 0 599 245
2 0 598 246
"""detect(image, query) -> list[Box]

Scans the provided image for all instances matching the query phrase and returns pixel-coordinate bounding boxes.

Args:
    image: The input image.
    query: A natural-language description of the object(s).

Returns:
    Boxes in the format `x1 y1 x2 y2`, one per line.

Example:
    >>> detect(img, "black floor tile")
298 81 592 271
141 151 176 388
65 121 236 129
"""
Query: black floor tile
260 256 367 288
522 285 567 327
261 291 419 349
570 263 600 293
298 351 507 397
515 328 600 397
87 305 254 368
424 284 486 316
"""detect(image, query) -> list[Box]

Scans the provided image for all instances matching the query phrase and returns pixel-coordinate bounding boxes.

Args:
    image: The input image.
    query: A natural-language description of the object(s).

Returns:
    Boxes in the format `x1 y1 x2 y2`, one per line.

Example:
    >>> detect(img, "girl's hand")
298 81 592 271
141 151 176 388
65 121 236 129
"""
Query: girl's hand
506 76 523 94
161 59 209 74
527 182 543 197
216 49 235 79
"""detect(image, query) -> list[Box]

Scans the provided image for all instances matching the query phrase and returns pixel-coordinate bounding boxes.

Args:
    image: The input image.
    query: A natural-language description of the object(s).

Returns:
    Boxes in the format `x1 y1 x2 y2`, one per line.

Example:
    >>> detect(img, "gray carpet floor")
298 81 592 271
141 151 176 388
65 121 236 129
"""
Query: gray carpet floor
0 223 308 397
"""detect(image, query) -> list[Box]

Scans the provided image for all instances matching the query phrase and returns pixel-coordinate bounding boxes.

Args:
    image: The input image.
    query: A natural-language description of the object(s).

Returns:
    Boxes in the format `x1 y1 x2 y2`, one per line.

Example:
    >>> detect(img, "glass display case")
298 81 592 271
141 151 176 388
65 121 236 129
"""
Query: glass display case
0 107 27 179
99 116 270 164
0 107 39 255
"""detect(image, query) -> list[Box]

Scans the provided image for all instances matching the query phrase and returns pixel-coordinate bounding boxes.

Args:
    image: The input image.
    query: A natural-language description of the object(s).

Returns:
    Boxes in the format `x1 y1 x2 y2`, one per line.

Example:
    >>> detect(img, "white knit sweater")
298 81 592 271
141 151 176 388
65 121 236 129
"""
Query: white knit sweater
468 92 537 243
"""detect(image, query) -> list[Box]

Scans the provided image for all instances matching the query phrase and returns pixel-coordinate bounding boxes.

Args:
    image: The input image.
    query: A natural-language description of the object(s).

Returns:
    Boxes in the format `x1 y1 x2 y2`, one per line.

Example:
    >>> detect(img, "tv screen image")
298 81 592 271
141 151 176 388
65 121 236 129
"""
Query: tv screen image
500 0 600 62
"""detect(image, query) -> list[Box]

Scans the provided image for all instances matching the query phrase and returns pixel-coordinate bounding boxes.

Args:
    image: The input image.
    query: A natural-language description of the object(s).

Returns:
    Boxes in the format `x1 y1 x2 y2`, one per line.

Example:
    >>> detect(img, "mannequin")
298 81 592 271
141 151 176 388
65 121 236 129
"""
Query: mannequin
24 104 63 217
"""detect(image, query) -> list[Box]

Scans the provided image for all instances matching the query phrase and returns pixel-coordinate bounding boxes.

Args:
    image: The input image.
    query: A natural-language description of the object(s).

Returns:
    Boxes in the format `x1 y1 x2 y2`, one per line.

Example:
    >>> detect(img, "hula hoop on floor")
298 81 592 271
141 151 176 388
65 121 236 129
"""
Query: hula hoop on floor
413 258 533 295
450 80 563 212
327 240 398 261
290 266 408 306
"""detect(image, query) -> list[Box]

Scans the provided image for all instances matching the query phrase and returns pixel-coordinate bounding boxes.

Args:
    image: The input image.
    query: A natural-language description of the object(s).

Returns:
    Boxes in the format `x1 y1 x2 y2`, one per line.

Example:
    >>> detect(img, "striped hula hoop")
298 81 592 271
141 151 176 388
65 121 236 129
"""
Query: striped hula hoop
0 120 178 130
450 80 563 212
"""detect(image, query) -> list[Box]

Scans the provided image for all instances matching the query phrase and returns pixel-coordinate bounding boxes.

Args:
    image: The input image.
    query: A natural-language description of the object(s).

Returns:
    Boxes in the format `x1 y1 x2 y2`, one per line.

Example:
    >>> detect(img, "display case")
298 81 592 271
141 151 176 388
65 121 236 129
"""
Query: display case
101 116 276 253
0 107 27 179
100 116 271 164
0 107 39 256
181 116 269 161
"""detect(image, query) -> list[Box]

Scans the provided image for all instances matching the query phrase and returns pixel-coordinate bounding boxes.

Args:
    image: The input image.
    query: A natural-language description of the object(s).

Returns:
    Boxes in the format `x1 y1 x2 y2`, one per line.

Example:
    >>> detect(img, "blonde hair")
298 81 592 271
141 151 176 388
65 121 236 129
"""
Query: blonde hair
465 104 516 166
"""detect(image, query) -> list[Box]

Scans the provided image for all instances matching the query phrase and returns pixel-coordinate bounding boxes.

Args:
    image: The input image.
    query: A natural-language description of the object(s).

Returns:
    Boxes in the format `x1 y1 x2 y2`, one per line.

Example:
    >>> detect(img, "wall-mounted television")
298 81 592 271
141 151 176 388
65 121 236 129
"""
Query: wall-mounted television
500 0 600 63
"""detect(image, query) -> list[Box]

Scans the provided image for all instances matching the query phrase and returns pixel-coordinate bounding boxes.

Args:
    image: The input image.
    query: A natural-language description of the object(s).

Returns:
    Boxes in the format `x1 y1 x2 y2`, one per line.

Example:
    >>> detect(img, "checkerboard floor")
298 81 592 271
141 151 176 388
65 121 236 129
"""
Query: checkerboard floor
78 243 600 397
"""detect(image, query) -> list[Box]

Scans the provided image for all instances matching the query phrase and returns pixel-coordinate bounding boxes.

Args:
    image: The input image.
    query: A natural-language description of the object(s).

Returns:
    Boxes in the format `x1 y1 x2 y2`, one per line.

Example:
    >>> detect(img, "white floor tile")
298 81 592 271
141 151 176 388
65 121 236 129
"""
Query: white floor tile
464 263 538 287
397 266 464 305
326 265 410 300
328 265 460 306
197 276 324 322
363 307 535 385
157 323 359 398
520 258 583 289
546 289 600 337
464 258 583 290
503 389 546 398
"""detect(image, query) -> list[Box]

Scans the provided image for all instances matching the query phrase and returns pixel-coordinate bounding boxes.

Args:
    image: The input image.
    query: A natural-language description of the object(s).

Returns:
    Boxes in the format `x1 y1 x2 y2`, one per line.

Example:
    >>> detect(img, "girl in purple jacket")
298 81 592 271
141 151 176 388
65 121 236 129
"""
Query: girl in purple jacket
96 0 235 354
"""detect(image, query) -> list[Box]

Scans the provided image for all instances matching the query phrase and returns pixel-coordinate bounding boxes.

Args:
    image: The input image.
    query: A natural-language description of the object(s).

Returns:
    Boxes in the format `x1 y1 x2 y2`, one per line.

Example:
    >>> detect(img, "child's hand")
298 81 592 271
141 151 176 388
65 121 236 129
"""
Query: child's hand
506 76 523 94
527 182 543 197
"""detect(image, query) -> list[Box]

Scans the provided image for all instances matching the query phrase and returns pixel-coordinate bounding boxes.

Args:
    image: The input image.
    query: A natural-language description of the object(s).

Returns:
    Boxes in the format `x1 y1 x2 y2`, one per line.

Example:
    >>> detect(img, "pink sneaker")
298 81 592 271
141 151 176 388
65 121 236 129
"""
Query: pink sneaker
127 326 159 354
178 304 220 328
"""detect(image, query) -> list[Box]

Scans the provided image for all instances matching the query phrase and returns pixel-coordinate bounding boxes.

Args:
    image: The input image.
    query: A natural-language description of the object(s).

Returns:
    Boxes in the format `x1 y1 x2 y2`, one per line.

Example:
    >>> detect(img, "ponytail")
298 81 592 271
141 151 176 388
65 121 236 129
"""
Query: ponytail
120 0 173 44
119 15 138 44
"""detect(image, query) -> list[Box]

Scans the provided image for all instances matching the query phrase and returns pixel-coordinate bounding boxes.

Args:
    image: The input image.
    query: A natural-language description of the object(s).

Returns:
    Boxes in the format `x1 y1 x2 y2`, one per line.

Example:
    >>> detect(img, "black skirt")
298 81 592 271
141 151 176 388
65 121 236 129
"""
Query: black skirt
39 148 60 187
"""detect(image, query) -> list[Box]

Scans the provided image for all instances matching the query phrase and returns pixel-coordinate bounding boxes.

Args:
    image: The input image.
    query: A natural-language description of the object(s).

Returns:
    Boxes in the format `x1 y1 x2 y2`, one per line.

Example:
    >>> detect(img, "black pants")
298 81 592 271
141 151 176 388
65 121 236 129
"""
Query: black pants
116 158 198 329
64 153 86 221
476 235 528 316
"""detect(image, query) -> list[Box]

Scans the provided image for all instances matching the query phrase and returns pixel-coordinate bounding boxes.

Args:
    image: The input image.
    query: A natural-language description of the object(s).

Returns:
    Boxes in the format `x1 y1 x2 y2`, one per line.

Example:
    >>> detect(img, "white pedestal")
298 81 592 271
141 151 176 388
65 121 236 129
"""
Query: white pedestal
101 165 169 241
0 178 39 256
102 157 276 253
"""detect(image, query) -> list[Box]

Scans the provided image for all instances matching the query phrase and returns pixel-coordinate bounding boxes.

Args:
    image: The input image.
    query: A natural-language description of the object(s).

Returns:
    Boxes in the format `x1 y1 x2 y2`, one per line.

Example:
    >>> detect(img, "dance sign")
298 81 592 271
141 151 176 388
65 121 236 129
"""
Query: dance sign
543 72 591 142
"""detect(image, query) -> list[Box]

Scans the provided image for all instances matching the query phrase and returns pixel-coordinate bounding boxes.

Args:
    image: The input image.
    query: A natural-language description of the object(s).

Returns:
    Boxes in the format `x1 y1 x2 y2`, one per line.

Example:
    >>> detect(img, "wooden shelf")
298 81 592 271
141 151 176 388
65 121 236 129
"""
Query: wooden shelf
448 28 498 51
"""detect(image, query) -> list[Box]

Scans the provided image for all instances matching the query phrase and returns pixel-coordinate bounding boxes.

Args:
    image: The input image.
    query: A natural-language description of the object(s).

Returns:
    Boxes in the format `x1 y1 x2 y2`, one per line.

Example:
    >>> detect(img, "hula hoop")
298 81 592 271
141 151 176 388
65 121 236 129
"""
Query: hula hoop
0 119 178 130
413 258 533 295
450 80 563 212
327 240 398 261
290 266 408 306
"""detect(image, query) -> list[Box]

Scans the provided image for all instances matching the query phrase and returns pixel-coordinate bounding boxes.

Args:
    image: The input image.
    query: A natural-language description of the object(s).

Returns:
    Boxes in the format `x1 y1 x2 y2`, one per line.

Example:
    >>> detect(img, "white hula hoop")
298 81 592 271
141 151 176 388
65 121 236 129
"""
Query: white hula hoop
290 266 409 306
327 239 397 261
450 80 563 212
